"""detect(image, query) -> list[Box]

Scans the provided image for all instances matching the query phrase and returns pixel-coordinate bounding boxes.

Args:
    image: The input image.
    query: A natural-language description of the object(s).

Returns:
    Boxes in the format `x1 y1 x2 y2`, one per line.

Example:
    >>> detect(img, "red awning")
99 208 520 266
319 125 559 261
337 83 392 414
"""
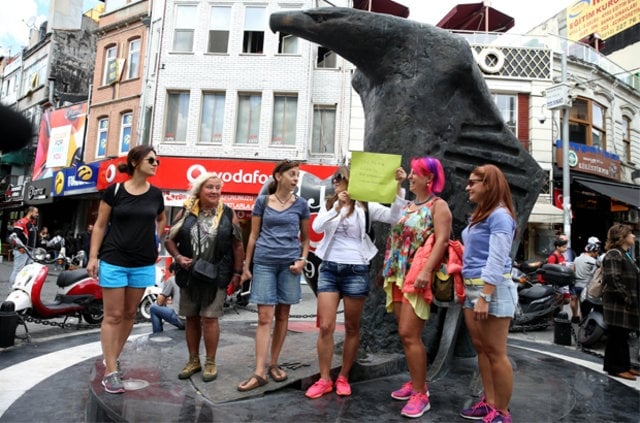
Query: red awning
436 2 514 33
353 0 410 18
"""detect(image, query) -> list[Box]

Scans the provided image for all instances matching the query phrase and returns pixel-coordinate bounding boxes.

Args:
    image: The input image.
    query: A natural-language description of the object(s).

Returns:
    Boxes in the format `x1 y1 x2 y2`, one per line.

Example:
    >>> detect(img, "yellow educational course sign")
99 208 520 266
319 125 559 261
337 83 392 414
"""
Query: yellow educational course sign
348 151 402 203
567 0 639 41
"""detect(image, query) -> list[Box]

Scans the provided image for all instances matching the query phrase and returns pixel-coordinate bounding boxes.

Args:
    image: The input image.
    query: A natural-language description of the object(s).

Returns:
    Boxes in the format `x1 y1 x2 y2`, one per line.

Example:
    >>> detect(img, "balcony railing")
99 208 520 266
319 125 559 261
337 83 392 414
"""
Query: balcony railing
451 30 640 91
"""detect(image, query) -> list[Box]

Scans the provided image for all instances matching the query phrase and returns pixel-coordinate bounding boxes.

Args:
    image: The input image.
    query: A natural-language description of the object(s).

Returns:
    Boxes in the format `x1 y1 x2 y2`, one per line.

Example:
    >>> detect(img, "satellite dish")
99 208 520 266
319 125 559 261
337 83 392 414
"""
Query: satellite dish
24 16 36 29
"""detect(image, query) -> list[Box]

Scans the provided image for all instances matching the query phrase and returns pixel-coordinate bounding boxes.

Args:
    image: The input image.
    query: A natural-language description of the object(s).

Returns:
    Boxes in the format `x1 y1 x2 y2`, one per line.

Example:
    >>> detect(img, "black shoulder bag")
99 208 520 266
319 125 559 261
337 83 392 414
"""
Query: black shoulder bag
190 224 219 284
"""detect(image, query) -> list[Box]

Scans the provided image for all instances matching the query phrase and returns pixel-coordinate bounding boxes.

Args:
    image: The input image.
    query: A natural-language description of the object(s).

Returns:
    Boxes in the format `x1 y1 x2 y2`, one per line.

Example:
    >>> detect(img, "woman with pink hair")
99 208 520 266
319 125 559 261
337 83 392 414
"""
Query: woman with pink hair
383 157 452 418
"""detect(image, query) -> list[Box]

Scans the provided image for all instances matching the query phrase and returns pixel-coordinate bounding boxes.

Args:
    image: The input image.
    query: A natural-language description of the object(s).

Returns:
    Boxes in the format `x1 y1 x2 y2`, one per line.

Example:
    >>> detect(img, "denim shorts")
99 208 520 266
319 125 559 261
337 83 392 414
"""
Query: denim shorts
99 261 156 289
250 262 301 305
463 279 518 318
317 261 370 297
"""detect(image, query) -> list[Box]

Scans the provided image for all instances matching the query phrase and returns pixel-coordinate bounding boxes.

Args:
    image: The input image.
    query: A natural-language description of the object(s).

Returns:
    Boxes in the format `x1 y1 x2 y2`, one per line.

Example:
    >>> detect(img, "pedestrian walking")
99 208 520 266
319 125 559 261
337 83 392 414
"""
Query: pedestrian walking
86 145 166 394
237 160 310 392
459 164 517 423
304 165 406 399
383 157 452 418
164 172 244 382
9 206 39 286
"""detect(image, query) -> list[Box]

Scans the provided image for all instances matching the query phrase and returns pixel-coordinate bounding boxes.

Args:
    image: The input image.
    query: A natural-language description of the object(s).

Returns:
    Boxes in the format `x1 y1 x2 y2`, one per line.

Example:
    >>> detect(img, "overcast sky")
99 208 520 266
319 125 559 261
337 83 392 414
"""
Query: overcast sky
1 0 572 58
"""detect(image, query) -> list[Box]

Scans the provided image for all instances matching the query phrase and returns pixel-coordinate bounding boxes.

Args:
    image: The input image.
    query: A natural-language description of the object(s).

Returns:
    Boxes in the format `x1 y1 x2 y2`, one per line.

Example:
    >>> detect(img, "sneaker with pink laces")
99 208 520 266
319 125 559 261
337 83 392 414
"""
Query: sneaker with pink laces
390 381 430 400
305 378 333 399
400 392 431 418
460 396 491 420
483 407 512 423
335 375 351 396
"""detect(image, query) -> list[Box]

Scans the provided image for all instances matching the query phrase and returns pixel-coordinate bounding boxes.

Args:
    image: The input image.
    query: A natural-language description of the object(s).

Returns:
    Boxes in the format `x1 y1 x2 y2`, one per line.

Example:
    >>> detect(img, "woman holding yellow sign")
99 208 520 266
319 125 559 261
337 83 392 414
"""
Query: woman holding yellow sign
304 165 406 399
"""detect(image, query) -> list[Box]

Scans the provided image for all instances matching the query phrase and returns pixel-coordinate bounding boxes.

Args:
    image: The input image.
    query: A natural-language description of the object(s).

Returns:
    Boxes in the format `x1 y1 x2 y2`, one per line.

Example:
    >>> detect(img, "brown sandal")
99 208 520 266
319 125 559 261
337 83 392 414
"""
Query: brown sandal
237 374 268 392
611 371 637 381
268 365 288 382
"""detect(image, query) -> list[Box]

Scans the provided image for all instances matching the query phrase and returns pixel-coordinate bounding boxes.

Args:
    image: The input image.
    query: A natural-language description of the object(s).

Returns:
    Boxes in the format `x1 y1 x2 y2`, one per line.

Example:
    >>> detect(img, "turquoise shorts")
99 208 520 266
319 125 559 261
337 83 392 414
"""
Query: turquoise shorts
98 261 156 289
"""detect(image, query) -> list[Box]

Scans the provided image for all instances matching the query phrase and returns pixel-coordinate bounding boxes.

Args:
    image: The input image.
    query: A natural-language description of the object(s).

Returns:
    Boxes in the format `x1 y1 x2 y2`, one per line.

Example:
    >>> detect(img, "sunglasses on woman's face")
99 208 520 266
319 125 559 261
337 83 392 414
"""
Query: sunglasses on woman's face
332 174 346 185
467 178 484 187
146 157 160 166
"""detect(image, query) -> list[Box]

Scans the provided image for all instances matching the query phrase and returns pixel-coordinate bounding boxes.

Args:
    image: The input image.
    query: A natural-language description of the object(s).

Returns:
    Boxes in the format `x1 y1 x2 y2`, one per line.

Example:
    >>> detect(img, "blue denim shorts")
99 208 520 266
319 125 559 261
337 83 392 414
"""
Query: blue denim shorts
99 261 156 289
463 279 518 318
250 262 301 305
317 261 370 297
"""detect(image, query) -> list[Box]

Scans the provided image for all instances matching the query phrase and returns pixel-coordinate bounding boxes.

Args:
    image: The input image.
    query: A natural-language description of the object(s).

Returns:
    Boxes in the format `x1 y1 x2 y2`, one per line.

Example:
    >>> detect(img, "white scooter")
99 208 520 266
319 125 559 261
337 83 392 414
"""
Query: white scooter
137 265 166 321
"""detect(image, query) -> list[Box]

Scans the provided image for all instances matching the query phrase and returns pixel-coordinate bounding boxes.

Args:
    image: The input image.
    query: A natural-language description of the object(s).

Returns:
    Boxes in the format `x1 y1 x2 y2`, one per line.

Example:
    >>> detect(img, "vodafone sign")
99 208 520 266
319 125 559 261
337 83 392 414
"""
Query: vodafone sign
97 157 337 194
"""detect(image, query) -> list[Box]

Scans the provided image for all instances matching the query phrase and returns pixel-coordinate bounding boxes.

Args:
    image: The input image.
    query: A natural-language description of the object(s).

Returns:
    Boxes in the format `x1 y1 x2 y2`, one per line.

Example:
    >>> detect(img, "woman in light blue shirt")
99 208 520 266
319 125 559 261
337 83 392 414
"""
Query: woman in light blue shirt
459 165 517 423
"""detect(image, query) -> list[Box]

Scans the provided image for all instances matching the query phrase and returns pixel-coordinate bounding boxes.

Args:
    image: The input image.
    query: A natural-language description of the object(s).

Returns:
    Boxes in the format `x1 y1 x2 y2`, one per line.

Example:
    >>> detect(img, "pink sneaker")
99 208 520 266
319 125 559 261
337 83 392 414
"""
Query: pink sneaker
390 380 429 400
335 375 351 396
401 392 431 418
305 378 333 399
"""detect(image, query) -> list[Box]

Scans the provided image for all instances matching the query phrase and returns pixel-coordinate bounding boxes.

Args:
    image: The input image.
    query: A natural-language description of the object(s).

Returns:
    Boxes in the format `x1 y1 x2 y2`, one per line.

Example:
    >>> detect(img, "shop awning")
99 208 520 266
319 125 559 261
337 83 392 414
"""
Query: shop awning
352 0 410 18
436 2 515 33
528 196 564 224
574 178 640 208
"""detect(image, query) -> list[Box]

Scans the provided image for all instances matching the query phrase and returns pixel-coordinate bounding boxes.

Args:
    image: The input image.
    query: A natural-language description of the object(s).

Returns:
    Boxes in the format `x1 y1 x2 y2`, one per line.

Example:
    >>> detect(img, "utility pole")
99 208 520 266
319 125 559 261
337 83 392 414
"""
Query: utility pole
561 52 571 248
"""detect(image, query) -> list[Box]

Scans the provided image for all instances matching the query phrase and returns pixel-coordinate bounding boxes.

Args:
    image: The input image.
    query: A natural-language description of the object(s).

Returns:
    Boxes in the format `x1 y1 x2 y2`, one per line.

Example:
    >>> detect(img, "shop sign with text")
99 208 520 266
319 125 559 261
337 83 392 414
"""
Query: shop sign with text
555 140 621 181
97 157 338 193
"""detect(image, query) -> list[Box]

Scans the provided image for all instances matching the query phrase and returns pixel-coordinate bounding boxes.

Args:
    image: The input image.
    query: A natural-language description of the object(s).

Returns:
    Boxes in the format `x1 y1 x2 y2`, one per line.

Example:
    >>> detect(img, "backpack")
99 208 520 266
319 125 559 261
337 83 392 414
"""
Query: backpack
585 265 604 299
586 249 621 299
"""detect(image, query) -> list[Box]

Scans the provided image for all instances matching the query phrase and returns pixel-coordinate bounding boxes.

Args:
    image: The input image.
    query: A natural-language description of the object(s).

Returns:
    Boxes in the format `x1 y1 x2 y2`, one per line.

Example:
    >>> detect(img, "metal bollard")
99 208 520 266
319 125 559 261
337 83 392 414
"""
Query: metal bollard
0 301 19 348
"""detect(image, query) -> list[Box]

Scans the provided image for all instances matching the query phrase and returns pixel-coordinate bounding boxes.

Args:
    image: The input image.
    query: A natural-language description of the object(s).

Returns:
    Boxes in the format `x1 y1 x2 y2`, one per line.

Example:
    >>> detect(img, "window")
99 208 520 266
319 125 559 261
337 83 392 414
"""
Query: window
97 117 108 158
278 33 298 54
103 46 118 85
567 98 606 149
208 6 231 53
623 116 631 162
120 112 133 154
311 106 336 154
317 47 337 68
200 93 225 143
173 5 197 52
22 58 47 94
236 94 261 144
272 95 297 145
243 7 265 53
126 39 141 80
493 94 517 135
165 92 190 142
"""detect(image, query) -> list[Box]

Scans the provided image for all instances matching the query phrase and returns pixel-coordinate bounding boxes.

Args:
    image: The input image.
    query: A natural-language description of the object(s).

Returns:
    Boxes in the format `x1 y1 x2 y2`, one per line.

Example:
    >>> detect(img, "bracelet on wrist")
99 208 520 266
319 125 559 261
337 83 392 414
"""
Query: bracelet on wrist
175 254 182 260
297 257 308 263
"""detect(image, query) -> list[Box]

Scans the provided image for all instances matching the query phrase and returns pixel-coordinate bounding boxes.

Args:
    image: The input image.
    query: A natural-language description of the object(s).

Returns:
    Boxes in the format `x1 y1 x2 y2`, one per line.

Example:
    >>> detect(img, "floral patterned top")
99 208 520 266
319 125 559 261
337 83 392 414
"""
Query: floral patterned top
383 197 438 289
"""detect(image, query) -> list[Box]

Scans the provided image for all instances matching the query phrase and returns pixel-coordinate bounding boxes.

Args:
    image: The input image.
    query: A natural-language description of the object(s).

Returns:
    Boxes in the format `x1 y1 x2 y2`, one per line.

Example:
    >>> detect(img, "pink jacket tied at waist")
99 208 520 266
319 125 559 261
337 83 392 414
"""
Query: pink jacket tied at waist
403 233 465 304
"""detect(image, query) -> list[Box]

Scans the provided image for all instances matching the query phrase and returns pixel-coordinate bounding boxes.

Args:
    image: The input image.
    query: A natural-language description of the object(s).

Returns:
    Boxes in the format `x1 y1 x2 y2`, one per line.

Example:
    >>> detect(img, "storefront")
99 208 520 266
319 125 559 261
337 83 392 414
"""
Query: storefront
554 141 640 255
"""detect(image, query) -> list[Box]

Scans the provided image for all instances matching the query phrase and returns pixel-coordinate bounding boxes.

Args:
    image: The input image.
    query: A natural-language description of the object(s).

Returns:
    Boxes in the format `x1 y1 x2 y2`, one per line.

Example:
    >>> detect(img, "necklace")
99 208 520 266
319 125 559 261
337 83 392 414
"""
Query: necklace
414 194 434 206
201 207 215 217
274 192 292 205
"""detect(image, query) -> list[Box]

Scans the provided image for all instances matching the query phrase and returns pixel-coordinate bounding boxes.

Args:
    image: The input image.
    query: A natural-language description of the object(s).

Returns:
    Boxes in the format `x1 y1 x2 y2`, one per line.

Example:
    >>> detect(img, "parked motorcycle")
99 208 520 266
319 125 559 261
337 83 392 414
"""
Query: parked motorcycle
510 262 574 331
4 235 104 325
4 235 163 328
577 287 607 347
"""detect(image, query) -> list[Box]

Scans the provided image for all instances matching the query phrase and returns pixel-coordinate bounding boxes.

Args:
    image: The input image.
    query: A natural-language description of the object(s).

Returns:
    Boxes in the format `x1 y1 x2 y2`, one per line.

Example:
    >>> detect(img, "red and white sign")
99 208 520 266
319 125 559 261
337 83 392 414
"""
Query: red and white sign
97 157 337 194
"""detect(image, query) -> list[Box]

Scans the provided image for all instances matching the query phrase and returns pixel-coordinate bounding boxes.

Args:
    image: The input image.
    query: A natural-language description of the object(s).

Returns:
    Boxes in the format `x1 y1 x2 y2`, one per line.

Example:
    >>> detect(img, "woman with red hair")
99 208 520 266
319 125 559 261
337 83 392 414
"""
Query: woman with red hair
459 164 517 423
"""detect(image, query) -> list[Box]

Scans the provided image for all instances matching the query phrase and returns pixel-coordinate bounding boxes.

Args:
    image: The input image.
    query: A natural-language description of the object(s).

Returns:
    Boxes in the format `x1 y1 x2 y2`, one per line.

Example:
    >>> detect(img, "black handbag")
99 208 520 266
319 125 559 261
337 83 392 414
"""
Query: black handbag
190 223 219 284
191 258 218 283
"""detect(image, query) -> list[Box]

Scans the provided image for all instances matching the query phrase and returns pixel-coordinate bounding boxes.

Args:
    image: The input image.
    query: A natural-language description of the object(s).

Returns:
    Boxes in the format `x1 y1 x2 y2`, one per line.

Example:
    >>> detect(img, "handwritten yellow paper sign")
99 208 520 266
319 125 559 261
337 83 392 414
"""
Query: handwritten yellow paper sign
348 151 402 203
